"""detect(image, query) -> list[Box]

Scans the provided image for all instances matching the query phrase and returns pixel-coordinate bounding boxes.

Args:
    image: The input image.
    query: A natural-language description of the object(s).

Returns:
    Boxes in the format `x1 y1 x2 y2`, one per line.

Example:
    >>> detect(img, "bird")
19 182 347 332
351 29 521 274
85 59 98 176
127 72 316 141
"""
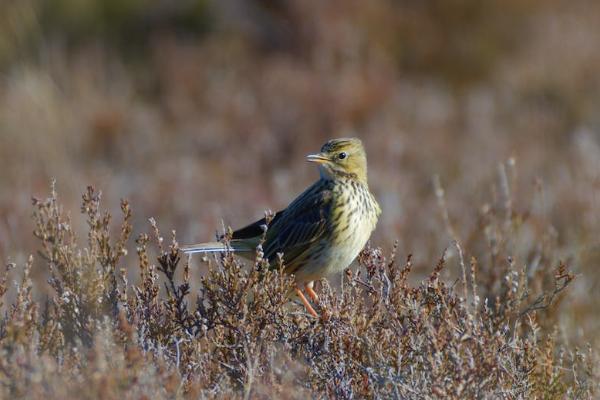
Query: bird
181 138 381 317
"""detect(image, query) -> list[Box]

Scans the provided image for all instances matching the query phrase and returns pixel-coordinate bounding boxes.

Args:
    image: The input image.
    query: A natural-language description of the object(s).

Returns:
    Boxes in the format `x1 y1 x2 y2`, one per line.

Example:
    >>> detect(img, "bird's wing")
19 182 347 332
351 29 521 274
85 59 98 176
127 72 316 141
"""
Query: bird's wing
262 182 333 273
228 211 284 240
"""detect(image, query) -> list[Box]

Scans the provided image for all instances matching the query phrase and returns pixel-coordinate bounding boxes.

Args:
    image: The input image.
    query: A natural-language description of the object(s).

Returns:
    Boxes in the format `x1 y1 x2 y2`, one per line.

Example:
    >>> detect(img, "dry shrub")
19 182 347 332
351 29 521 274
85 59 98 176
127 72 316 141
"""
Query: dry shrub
0 181 596 399
1 1 599 397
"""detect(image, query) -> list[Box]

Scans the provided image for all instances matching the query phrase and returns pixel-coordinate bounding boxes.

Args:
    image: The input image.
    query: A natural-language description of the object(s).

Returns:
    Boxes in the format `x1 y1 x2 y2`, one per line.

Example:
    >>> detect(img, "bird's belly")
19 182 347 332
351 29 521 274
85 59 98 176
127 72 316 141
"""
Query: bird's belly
294 210 375 284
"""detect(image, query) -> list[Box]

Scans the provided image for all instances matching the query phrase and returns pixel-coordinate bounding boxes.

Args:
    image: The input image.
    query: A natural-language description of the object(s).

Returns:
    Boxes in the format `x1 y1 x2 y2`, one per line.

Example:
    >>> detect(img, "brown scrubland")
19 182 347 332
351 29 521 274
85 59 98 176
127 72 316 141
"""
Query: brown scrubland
1 1 599 398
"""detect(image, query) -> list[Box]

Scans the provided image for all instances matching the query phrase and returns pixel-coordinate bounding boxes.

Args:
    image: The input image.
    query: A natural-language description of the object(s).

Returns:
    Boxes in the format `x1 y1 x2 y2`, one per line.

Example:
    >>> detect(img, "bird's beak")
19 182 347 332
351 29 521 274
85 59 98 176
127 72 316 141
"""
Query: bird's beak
306 153 330 164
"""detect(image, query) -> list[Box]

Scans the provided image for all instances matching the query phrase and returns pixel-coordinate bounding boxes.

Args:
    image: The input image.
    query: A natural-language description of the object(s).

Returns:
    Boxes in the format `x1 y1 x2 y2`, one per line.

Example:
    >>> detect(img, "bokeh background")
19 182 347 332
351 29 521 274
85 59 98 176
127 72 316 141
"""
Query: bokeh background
1 0 600 346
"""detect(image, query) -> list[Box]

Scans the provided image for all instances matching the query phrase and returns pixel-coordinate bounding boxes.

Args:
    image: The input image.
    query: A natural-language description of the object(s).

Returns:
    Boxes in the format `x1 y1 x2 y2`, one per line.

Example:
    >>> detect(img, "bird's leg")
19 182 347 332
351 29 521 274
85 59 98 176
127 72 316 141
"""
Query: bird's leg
305 281 319 303
295 287 318 317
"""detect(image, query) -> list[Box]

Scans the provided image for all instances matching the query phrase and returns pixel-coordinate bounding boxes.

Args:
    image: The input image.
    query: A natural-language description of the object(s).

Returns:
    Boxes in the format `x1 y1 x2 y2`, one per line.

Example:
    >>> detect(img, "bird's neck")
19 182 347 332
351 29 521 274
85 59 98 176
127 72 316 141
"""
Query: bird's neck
319 169 368 187
318 165 368 184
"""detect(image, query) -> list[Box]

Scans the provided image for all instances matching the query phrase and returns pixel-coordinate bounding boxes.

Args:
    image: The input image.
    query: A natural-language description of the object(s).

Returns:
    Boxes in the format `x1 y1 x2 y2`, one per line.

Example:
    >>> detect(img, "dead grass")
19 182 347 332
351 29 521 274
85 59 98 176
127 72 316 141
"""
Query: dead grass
2 0 600 398
0 180 595 399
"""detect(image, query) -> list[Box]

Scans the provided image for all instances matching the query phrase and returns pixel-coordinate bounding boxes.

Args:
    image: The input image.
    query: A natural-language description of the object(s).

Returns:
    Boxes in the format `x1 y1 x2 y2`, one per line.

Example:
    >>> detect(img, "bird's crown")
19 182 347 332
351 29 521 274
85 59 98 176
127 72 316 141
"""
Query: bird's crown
307 137 368 183
319 138 364 154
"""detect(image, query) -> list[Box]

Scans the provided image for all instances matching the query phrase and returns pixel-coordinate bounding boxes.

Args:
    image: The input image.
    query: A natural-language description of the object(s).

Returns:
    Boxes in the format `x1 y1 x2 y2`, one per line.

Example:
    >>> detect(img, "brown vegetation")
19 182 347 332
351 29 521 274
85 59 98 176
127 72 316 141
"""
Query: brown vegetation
0 183 594 398
2 0 600 398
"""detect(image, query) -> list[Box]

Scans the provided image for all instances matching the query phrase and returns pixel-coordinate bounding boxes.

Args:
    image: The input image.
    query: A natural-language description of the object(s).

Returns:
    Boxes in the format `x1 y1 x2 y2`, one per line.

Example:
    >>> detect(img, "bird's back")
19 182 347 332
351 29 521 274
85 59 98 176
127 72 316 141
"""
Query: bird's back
260 178 335 270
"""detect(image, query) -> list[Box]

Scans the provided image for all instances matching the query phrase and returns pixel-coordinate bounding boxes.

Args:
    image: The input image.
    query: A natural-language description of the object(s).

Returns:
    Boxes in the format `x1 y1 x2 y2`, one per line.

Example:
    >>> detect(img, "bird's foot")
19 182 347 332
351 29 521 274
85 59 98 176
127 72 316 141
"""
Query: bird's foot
304 283 330 321
295 288 318 318
305 284 320 303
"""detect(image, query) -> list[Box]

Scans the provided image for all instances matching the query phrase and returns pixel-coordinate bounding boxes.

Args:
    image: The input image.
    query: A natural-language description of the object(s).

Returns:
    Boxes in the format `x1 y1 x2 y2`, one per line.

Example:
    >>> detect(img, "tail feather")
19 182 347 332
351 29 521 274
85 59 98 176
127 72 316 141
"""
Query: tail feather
180 241 254 255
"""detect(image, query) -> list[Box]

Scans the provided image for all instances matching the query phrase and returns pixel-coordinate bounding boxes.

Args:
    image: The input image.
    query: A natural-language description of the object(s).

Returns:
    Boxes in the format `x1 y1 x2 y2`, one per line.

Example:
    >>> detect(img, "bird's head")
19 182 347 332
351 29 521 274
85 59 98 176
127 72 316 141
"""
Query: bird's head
306 138 368 183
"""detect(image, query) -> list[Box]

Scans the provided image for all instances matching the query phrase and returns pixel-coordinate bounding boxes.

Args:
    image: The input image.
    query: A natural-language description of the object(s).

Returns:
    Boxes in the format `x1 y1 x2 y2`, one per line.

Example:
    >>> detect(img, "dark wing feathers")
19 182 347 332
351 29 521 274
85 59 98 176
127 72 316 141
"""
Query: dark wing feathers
225 180 333 273
262 183 333 270
229 211 284 240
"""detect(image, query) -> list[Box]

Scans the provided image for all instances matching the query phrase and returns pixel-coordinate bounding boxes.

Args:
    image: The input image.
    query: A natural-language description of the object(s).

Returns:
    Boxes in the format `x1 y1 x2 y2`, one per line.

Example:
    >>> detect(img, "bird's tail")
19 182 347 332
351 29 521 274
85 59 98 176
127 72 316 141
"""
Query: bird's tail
180 241 255 255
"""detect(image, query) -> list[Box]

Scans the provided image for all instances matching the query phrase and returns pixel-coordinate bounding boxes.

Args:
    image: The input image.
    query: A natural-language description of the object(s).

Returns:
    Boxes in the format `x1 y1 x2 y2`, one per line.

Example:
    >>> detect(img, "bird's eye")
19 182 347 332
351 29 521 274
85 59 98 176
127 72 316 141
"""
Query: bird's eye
338 152 347 160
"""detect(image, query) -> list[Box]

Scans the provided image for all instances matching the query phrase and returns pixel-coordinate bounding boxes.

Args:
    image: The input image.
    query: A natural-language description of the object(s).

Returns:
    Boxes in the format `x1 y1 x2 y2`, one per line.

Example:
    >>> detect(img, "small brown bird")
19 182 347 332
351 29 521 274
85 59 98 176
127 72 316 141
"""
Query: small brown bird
182 138 381 317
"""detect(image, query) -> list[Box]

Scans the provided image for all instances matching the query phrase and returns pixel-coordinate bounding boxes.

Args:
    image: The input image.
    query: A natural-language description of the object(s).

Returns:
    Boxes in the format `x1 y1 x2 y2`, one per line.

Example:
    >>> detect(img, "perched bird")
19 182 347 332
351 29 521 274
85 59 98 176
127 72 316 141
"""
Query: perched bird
181 138 381 317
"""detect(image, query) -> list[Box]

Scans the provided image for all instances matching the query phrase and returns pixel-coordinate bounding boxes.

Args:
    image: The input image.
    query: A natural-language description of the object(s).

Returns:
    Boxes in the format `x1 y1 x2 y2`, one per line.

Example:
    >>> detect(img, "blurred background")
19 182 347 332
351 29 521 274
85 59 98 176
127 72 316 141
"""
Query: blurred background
1 0 600 345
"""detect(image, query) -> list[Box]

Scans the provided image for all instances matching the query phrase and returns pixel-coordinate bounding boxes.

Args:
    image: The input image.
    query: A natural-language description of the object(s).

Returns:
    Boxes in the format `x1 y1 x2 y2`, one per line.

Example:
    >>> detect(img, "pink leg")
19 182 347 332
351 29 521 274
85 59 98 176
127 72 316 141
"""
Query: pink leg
305 281 319 303
295 287 318 317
